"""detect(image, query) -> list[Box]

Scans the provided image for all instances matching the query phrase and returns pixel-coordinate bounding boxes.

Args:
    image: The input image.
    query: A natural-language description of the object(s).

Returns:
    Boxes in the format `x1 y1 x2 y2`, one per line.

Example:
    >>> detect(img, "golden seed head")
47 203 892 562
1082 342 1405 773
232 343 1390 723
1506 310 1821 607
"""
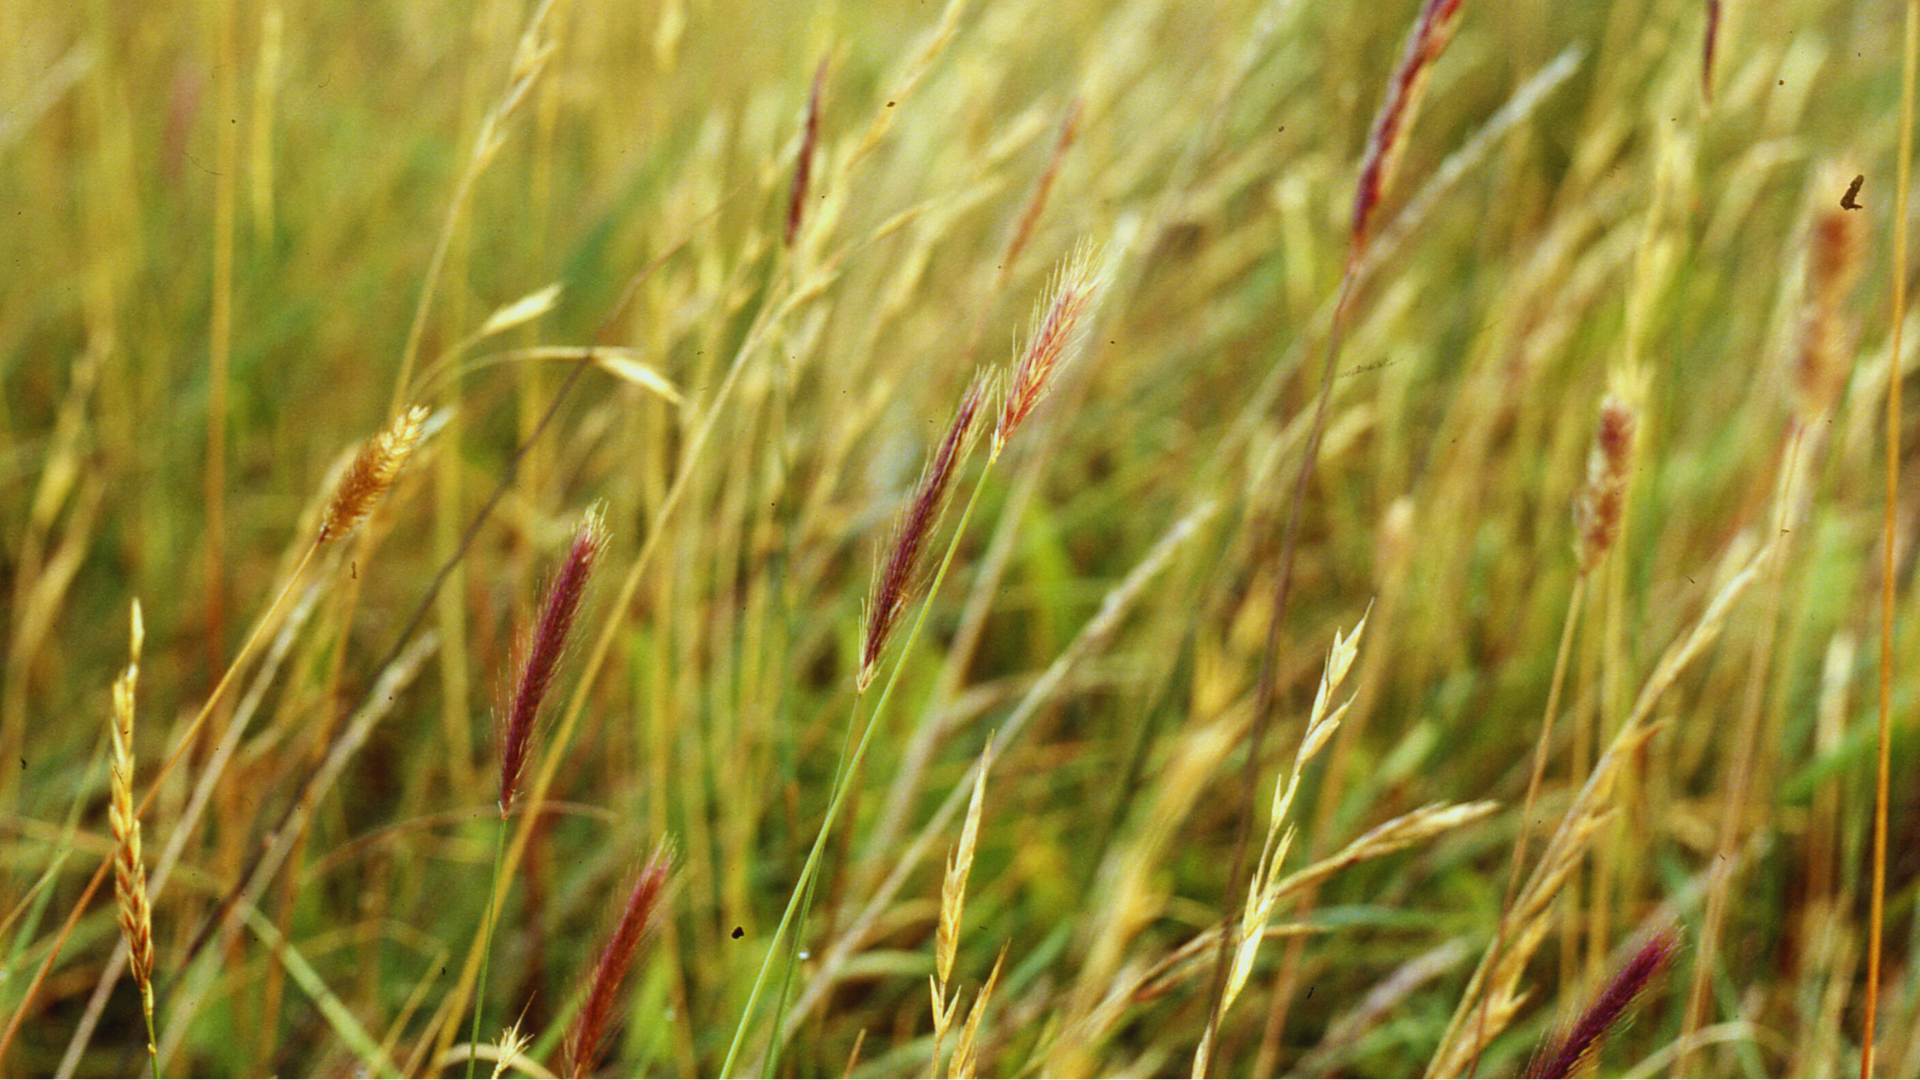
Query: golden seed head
318 406 429 543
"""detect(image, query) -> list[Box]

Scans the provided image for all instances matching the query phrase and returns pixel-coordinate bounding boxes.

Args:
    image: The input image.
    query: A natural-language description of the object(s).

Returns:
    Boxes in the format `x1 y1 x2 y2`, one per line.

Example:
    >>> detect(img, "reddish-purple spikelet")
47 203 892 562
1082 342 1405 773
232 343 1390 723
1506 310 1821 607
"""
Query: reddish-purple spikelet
1002 99 1084 278
1526 928 1679 1078
1703 0 1721 104
785 56 828 249
499 507 607 817
1350 0 1465 250
860 376 988 692
565 848 673 1078
1574 395 1637 576
992 247 1101 459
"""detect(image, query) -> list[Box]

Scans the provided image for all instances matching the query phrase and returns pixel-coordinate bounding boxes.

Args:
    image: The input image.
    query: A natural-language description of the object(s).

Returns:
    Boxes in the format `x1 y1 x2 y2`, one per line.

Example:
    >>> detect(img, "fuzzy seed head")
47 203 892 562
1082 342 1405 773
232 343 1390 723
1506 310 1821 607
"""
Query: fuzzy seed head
861 377 987 691
1526 928 1678 1078
318 406 428 543
1574 395 1637 575
992 247 1102 459
500 506 607 817
1794 200 1864 425
565 848 673 1079
1351 0 1465 248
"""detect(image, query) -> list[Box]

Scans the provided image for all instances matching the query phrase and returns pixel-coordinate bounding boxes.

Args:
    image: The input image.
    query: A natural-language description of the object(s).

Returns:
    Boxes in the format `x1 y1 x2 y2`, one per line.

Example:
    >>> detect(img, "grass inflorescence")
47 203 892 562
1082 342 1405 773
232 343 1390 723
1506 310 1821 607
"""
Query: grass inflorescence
2 0 1915 1076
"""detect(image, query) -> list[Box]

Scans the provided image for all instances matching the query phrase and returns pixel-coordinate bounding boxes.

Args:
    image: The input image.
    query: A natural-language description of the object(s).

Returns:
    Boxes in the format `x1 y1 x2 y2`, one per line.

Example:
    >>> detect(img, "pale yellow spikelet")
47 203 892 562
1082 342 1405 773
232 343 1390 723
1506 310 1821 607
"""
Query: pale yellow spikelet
947 945 1006 1080
108 599 156 1060
317 406 429 543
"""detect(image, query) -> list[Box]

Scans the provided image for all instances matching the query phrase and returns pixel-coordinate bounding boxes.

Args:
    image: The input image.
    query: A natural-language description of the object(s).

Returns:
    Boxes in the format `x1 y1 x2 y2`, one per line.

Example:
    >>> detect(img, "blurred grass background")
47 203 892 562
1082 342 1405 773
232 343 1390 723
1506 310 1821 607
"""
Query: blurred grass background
1 0 1915 1074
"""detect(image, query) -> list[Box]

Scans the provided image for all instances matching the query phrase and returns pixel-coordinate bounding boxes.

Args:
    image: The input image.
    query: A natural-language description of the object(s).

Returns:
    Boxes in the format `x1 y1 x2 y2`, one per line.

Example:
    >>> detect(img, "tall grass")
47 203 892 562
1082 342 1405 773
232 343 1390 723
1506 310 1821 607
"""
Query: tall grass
1 0 1914 1075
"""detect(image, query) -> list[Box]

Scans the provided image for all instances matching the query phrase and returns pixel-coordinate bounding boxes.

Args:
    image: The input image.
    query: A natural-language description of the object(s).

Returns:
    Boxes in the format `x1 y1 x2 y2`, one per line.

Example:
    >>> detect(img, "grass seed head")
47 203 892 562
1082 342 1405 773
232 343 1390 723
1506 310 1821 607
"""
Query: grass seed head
317 405 429 543
1351 0 1465 249
992 245 1102 459
1525 928 1679 1078
500 506 607 817
1794 192 1864 425
860 375 988 691
1574 394 1637 575
564 847 674 1079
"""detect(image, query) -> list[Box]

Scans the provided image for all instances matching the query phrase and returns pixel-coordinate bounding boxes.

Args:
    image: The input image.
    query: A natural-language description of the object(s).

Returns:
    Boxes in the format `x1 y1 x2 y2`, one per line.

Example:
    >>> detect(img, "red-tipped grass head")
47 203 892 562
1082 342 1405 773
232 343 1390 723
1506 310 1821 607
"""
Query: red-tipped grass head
785 56 828 249
992 246 1102 460
499 507 607 817
1350 0 1465 250
565 847 674 1078
1526 928 1679 1078
860 376 988 692
1574 395 1637 576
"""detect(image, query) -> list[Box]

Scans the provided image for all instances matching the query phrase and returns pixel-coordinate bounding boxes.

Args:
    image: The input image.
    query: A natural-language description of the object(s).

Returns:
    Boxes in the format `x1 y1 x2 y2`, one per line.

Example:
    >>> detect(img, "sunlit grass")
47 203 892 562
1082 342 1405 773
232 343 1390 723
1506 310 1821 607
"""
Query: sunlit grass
1 0 1913 1075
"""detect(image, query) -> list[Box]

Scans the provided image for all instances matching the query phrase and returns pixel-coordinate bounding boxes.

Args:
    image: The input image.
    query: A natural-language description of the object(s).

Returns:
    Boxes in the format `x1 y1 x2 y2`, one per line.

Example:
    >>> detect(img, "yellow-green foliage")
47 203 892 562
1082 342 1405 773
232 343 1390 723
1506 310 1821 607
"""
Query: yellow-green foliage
0 0 1910 1075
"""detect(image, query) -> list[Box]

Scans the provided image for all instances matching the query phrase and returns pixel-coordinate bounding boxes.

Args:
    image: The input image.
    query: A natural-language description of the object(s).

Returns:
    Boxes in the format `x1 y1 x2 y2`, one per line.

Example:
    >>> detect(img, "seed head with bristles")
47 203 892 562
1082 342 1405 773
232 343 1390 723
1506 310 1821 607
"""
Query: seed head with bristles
500 506 607 817
1574 395 1638 575
565 847 674 1079
992 246 1102 460
317 405 429 543
861 375 989 692
1350 0 1465 250
1526 928 1679 1078
1794 194 1864 426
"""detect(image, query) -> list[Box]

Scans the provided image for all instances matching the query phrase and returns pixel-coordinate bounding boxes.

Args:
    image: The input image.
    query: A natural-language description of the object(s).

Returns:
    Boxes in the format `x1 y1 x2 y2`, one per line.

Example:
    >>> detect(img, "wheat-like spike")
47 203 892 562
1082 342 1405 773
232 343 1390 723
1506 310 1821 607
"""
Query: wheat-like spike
317 405 429 543
107 599 156 1070
491 1021 534 1080
947 945 1006 1080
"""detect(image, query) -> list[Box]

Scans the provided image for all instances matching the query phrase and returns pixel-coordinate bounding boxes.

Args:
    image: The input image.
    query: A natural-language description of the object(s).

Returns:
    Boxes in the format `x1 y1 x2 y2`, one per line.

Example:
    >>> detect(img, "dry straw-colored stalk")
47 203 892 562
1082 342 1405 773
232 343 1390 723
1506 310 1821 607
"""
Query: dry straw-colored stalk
107 600 156 1073
860 376 988 691
500 507 607 817
565 847 674 1079
316 405 429 543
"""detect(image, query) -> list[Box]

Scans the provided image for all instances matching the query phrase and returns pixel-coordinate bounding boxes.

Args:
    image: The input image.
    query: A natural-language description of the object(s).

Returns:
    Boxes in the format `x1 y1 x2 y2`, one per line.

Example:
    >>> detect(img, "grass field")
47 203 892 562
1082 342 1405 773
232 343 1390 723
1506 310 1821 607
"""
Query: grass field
3 0 1918 1075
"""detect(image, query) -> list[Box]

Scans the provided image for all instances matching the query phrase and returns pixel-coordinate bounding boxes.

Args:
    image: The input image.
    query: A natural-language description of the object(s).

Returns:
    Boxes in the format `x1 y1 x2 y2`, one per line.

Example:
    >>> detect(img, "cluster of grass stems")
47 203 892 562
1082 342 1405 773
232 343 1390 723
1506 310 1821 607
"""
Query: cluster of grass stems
5 0 1920 1075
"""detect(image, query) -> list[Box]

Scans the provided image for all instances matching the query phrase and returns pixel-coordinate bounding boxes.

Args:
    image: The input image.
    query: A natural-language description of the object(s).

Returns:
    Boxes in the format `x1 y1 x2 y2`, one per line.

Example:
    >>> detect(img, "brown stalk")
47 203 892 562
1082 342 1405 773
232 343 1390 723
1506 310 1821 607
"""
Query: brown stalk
564 848 674 1079
861 376 988 692
500 508 607 817
1875 10 1919 1072
1702 1 1721 105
